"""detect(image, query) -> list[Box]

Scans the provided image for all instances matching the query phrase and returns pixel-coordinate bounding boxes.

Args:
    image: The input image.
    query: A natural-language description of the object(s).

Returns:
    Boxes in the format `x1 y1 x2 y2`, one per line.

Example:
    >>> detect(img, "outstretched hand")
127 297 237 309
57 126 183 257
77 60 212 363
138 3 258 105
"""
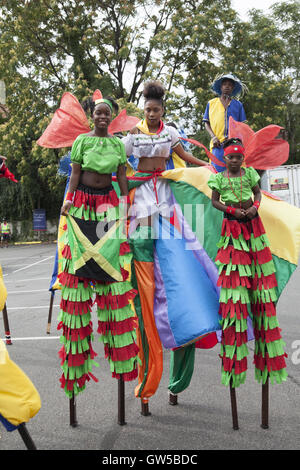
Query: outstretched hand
61 201 72 216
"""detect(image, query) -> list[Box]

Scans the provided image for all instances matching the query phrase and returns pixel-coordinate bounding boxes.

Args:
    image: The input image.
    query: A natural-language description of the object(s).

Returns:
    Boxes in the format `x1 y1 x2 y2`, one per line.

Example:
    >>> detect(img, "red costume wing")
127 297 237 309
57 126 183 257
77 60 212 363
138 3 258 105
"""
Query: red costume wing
37 92 90 148
93 89 103 101
180 137 225 168
244 125 289 169
229 116 255 149
108 109 140 134
0 164 18 182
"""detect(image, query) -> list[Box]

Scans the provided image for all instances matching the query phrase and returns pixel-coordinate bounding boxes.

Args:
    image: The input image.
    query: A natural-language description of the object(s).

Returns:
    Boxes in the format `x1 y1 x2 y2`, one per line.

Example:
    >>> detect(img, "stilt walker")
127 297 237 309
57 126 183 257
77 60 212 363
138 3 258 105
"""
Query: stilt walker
208 138 288 428
57 96 139 426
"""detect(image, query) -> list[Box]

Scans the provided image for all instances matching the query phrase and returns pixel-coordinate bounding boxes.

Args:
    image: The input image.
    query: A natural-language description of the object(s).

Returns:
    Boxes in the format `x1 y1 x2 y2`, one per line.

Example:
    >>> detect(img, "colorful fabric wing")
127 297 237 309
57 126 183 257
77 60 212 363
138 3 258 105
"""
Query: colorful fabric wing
229 117 289 170
108 109 140 134
0 164 18 182
37 92 91 148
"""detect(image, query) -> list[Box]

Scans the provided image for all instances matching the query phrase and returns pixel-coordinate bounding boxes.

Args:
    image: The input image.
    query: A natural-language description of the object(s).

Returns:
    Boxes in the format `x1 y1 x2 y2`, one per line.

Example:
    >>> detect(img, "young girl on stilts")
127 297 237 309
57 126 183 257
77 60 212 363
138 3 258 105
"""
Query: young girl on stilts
208 138 287 426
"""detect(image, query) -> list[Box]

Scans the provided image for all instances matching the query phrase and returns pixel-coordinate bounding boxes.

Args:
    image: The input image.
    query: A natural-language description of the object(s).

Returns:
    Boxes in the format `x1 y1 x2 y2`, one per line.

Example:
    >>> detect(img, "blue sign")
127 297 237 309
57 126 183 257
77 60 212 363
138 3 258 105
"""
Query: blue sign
33 209 47 231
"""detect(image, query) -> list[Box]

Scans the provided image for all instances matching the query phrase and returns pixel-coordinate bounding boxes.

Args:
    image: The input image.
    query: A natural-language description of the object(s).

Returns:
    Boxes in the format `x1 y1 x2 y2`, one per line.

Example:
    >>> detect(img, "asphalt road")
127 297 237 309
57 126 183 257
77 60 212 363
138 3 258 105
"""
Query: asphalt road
0 243 299 455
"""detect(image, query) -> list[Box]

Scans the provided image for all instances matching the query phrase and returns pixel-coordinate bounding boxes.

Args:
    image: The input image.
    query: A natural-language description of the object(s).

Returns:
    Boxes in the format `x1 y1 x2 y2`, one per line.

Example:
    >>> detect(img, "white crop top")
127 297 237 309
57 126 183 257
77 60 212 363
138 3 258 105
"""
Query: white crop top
122 125 181 159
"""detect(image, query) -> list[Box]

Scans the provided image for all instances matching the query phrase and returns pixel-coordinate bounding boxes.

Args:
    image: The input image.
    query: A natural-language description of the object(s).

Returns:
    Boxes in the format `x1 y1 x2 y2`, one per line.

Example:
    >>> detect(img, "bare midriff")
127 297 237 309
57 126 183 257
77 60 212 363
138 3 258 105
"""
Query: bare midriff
137 156 167 172
80 170 112 189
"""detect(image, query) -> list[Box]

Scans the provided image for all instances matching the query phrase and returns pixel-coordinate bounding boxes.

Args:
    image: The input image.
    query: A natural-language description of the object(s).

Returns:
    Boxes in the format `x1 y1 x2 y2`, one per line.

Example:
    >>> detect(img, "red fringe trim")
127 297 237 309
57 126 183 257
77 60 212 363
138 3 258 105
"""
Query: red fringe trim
252 272 277 290
112 368 138 382
97 317 138 336
104 342 139 362
59 371 98 392
119 241 131 256
73 188 119 213
254 326 283 344
220 354 248 374
61 245 72 259
57 321 93 342
253 352 287 372
217 271 251 289
216 245 252 265
221 216 266 240
219 299 249 320
95 289 137 310
222 326 248 347
251 247 273 265
58 343 97 367
60 298 93 316
251 300 276 317
58 271 92 289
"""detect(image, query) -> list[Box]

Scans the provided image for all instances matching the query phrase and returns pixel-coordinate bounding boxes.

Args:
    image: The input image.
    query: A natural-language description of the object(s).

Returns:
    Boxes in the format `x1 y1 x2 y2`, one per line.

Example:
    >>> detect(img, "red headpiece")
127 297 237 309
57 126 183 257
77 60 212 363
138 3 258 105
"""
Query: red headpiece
224 144 245 157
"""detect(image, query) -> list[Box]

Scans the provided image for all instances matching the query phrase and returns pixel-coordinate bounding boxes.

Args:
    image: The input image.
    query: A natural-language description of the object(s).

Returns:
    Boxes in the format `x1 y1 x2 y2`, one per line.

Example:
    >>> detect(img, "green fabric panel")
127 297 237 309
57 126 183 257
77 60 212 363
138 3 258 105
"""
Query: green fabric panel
273 255 297 298
168 179 223 261
168 344 195 394
129 226 155 263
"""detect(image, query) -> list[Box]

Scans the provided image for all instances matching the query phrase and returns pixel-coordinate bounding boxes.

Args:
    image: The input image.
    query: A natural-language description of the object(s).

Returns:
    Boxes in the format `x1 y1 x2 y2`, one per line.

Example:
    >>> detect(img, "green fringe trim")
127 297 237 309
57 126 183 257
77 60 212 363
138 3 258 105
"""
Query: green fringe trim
250 233 270 251
61 357 99 381
221 370 247 388
251 287 277 303
58 309 92 329
98 330 137 348
255 368 288 385
107 356 141 374
60 333 95 355
220 343 249 361
254 338 286 359
251 260 276 278
222 314 249 332
94 279 133 296
96 304 136 322
62 284 94 302
219 285 251 304
216 260 252 277
253 315 280 331
69 204 119 223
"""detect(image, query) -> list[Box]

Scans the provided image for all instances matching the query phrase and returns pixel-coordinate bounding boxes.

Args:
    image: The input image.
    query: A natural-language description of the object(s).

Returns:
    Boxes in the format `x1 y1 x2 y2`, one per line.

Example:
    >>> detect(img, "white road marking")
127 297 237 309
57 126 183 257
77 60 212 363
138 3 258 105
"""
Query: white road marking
1 336 60 341
3 255 54 276
7 289 50 294
4 305 60 310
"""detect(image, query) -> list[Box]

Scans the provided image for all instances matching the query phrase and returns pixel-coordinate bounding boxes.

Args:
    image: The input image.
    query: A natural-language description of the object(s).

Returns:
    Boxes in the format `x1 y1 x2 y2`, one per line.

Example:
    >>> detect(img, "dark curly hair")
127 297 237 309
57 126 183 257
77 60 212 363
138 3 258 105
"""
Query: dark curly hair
81 95 119 116
223 137 243 148
143 80 165 106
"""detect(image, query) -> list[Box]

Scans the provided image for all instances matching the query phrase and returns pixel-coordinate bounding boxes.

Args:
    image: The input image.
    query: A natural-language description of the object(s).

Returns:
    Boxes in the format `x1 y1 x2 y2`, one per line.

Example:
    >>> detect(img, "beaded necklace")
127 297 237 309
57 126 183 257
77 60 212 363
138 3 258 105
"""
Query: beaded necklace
226 169 243 208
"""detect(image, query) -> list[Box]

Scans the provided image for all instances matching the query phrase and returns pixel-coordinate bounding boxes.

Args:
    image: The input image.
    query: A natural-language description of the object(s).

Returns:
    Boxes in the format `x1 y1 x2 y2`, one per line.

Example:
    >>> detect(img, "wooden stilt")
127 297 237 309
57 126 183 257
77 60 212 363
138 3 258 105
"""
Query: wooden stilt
17 423 37 450
169 392 178 406
69 394 78 427
230 379 239 430
2 303 12 345
118 375 126 425
46 291 55 334
261 376 269 429
141 399 151 416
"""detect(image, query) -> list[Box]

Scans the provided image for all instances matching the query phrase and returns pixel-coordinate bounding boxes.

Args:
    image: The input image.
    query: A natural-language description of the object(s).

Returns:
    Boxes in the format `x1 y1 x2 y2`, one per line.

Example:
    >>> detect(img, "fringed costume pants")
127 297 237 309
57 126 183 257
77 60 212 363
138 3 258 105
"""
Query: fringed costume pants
57 184 139 398
216 212 287 388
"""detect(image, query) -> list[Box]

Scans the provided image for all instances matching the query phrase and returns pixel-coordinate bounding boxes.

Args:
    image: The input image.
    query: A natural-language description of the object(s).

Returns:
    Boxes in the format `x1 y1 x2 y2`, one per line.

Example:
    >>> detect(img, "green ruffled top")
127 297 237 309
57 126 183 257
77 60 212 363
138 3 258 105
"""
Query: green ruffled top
208 166 260 204
71 134 127 174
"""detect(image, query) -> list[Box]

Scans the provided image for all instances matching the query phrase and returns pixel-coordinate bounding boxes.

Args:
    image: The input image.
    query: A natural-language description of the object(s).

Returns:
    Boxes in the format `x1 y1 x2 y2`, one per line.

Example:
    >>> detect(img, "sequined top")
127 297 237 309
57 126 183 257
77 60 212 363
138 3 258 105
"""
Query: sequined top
122 125 181 159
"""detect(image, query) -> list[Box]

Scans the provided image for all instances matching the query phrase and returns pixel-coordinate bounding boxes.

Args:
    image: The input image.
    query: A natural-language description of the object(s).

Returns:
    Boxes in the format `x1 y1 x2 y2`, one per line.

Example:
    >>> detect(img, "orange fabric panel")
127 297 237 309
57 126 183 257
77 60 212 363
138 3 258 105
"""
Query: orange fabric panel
134 260 163 400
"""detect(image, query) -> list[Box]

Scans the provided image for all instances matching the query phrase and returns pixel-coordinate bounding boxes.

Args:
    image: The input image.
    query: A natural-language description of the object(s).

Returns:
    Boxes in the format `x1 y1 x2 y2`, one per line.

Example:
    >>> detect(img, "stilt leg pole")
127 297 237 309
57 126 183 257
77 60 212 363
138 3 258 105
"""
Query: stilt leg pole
261 376 269 429
69 394 78 427
2 303 12 345
118 375 126 425
17 423 37 450
141 398 151 416
230 379 239 430
46 291 55 334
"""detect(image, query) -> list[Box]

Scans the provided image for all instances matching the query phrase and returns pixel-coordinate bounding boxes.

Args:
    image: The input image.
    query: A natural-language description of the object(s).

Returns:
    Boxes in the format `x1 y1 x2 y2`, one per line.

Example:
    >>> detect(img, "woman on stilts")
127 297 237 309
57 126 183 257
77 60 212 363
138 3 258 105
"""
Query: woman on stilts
59 96 139 426
208 138 287 427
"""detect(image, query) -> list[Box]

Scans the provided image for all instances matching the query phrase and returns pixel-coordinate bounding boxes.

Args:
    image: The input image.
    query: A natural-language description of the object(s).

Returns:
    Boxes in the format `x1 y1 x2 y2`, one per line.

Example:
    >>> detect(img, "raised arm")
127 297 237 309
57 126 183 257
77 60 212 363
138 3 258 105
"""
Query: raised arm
173 143 207 167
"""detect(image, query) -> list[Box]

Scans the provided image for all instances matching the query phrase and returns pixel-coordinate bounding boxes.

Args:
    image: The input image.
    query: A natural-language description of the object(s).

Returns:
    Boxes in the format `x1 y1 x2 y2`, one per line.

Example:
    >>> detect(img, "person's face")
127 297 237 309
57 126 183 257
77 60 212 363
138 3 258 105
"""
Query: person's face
144 99 164 127
221 79 235 96
225 153 244 172
93 103 112 129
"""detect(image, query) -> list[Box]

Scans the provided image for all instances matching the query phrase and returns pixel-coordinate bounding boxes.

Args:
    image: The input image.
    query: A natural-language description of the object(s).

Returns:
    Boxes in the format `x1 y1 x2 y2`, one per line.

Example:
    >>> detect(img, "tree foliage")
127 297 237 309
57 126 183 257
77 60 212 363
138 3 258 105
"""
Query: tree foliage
0 0 299 223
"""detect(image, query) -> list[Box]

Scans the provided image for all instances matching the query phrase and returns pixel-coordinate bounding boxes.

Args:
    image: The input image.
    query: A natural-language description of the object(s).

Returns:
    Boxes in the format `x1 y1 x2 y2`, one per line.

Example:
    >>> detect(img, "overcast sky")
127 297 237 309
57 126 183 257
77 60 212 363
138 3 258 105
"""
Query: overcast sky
232 0 278 19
